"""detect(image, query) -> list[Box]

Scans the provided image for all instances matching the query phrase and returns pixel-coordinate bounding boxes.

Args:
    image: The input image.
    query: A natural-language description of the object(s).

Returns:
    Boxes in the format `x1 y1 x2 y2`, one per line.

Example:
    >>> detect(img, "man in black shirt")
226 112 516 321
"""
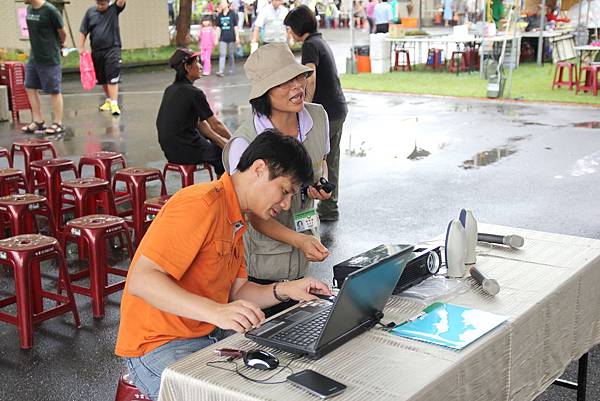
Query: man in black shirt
285 6 348 221
156 49 232 177
79 0 126 115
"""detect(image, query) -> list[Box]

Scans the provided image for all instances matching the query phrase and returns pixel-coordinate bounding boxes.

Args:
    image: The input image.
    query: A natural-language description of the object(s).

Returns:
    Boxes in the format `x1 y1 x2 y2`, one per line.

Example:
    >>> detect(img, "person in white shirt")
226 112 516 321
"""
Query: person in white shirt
373 0 392 33
251 0 289 50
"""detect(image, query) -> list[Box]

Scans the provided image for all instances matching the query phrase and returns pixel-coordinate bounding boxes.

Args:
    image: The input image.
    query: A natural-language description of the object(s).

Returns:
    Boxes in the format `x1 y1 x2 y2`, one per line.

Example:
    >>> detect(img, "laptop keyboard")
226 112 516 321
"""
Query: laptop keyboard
271 307 332 347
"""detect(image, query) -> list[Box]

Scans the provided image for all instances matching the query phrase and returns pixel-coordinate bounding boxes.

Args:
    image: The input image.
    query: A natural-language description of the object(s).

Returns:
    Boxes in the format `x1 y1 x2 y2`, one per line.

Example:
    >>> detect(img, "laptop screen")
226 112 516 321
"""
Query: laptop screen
317 245 413 347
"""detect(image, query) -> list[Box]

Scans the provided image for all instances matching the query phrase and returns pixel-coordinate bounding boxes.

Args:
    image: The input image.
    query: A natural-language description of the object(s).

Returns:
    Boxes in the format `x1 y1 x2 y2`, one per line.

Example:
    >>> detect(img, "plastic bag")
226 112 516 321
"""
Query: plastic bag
79 52 96 91
399 275 469 304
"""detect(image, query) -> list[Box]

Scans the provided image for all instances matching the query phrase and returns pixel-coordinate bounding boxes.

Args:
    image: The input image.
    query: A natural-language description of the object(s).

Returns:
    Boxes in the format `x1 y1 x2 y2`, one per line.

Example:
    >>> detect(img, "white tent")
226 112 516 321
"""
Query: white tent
567 0 600 28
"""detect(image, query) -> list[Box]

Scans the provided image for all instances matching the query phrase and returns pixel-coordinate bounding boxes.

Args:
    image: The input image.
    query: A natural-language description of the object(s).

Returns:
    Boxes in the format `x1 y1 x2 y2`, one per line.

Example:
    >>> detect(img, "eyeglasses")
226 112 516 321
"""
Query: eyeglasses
275 72 309 89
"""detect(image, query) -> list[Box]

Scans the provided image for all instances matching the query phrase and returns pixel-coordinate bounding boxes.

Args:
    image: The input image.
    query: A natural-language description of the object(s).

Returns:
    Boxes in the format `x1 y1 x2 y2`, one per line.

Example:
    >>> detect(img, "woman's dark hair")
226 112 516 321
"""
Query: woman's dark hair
174 55 199 82
284 5 317 37
249 92 273 117
237 129 313 185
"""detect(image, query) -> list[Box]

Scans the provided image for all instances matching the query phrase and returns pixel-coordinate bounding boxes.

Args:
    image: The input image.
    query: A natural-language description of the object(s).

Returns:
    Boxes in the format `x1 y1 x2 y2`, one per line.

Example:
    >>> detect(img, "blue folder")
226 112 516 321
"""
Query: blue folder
391 302 508 350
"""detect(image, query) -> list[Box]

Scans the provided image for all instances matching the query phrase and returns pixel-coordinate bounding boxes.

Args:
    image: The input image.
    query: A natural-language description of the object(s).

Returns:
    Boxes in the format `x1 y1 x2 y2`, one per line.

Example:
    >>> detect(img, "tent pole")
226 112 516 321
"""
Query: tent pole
537 0 546 66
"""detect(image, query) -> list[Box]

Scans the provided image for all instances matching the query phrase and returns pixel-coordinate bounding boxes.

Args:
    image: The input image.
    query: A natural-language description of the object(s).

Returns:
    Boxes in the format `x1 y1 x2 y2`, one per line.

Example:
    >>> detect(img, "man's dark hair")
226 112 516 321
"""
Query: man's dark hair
174 55 199 82
284 5 317 36
249 92 272 117
237 129 313 185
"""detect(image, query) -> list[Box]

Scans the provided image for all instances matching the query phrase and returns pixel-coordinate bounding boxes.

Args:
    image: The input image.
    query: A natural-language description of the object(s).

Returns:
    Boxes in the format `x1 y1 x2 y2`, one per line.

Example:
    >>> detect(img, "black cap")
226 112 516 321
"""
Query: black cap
168 48 201 69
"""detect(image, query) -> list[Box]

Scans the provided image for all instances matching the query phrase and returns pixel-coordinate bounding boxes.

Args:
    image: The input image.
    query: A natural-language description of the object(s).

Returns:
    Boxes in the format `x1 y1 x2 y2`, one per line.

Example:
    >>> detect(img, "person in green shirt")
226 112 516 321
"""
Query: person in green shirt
22 0 67 135
390 0 400 24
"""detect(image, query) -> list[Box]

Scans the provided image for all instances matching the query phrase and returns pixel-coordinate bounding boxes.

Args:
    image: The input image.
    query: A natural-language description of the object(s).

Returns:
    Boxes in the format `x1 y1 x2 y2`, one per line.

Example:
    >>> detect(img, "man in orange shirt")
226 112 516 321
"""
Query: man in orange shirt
115 130 331 400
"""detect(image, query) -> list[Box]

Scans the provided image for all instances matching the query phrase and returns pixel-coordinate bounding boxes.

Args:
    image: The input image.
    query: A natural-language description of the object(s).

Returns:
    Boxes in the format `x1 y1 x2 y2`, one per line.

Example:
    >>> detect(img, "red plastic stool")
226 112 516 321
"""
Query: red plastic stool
576 65 599 96
0 193 56 238
114 371 149 401
426 48 445 70
60 178 117 224
62 215 133 318
0 147 13 168
10 139 58 186
0 234 80 349
448 51 467 73
394 49 412 71
112 167 167 246
78 151 127 181
552 61 578 90
0 168 27 196
30 159 78 226
163 162 214 190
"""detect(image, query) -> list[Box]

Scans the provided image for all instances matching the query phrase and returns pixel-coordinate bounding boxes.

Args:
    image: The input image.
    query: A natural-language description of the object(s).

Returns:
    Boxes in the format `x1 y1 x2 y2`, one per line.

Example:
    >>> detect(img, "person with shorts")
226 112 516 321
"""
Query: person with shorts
115 131 331 401
22 0 67 135
79 0 126 116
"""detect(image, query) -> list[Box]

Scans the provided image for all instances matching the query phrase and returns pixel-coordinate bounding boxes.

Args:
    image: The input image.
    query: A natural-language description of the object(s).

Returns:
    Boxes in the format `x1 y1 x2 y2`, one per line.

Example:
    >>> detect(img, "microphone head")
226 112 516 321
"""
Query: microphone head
506 235 524 249
482 278 500 296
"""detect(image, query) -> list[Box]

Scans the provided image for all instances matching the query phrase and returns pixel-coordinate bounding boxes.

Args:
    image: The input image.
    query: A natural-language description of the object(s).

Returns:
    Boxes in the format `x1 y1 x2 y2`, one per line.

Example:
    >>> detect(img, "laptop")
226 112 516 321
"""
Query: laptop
246 244 414 359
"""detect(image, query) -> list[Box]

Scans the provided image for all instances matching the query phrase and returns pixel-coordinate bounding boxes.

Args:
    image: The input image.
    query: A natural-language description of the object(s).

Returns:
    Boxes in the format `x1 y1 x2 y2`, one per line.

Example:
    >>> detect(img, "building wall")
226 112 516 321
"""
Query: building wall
1 0 170 51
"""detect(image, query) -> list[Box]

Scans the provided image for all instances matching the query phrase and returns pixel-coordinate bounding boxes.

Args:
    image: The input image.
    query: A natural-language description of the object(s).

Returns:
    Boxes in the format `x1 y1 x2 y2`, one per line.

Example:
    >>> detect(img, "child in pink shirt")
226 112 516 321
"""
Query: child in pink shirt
198 16 217 75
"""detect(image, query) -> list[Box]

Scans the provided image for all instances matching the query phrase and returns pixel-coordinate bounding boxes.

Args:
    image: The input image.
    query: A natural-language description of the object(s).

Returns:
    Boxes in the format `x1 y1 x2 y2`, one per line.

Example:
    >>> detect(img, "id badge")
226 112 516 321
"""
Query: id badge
293 208 320 233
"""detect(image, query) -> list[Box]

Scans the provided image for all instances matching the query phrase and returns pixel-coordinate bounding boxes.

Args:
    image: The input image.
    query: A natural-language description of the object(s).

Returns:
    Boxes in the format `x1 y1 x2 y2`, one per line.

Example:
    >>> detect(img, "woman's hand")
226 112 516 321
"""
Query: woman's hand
295 233 329 261
307 185 332 201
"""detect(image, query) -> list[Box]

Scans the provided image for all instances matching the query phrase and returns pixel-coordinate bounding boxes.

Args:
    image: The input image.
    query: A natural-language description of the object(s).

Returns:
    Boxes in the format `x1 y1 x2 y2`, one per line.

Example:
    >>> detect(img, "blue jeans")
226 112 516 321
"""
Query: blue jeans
218 41 235 74
125 329 229 401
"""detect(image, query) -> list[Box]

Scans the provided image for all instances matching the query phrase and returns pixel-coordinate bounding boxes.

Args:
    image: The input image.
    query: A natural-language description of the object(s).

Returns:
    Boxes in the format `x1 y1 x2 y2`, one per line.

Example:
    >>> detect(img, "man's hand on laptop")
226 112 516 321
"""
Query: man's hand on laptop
295 234 330 262
210 300 266 333
278 277 332 302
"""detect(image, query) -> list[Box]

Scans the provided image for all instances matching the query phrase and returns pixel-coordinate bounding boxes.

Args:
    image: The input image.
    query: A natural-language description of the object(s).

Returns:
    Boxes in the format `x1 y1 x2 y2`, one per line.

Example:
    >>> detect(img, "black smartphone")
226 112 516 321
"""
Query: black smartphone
287 369 347 399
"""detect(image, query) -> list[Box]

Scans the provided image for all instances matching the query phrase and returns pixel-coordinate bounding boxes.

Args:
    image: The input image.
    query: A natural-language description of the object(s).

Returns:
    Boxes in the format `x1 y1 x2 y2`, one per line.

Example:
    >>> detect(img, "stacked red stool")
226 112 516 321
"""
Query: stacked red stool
60 177 117 223
10 139 57 188
114 371 149 401
0 147 13 167
0 193 56 238
448 51 467 73
163 162 214 190
0 168 27 196
426 49 445 70
552 61 578 90
62 215 133 318
29 159 78 226
0 62 32 123
113 167 167 246
78 151 127 180
393 49 412 71
576 65 599 96
0 234 80 349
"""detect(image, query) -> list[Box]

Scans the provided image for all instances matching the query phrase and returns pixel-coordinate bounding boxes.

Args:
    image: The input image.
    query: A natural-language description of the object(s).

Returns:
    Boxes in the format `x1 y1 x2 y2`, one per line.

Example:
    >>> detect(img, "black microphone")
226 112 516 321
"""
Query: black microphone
478 233 524 249
469 267 500 296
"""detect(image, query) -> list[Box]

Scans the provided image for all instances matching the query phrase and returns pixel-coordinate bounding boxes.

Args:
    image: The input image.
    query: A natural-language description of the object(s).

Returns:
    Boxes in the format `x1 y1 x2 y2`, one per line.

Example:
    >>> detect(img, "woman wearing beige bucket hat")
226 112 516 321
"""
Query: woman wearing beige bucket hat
222 43 331 314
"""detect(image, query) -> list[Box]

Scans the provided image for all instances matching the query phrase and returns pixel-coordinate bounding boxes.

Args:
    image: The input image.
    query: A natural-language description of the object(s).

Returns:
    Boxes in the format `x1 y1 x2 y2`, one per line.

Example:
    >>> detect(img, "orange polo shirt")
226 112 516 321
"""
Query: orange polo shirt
115 173 247 357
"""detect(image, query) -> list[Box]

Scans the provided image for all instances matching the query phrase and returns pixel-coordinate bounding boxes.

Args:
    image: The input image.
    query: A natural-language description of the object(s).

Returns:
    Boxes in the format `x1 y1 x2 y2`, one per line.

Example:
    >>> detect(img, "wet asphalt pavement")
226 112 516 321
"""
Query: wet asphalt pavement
1 28 599 401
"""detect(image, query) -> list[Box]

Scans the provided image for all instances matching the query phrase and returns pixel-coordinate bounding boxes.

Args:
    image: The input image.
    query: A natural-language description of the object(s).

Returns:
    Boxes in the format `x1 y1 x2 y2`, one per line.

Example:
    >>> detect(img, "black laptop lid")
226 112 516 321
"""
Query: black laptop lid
317 244 413 347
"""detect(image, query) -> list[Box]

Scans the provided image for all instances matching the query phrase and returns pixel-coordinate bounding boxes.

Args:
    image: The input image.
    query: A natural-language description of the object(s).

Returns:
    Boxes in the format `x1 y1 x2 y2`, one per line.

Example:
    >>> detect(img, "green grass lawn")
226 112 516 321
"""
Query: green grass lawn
61 45 179 69
341 63 600 105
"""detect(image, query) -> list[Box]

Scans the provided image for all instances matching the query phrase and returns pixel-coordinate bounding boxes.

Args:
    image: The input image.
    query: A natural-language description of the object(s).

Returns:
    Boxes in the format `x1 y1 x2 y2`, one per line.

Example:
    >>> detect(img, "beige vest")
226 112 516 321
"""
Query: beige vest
222 103 328 280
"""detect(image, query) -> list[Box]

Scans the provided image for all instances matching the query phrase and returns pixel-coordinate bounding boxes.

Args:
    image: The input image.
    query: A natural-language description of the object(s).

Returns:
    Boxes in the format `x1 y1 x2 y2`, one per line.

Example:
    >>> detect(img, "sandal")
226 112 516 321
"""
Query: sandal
44 123 65 135
21 121 46 134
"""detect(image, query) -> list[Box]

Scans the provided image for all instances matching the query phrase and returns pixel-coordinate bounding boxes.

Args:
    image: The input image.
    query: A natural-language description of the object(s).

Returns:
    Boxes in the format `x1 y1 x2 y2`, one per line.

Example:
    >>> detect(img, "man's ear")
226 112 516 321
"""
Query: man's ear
250 159 267 180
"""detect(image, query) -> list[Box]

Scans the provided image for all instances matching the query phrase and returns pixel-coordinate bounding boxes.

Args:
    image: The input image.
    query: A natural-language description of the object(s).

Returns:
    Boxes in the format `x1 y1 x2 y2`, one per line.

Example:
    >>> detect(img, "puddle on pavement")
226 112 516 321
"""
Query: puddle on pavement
572 121 600 129
461 146 517 169
508 135 529 142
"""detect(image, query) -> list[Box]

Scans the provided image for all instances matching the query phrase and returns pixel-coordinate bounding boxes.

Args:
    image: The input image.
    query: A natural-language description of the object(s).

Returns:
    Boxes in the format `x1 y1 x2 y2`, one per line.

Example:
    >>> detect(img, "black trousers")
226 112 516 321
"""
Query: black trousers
164 135 225 177
375 23 389 33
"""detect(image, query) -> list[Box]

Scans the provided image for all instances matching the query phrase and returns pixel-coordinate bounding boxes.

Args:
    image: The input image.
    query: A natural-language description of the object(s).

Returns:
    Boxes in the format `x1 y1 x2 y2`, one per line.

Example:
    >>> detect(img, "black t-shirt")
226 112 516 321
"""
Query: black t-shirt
156 80 214 162
80 3 125 51
301 32 347 120
217 11 238 43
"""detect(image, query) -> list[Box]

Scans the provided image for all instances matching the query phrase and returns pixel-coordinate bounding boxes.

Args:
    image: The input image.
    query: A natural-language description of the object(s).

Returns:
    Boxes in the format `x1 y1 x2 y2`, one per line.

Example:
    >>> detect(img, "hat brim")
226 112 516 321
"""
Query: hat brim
248 63 314 101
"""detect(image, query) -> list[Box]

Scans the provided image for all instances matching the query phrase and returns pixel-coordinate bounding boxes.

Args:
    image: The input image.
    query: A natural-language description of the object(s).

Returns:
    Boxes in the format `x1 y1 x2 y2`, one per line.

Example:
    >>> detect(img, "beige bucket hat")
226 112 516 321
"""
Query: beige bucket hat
244 43 313 101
